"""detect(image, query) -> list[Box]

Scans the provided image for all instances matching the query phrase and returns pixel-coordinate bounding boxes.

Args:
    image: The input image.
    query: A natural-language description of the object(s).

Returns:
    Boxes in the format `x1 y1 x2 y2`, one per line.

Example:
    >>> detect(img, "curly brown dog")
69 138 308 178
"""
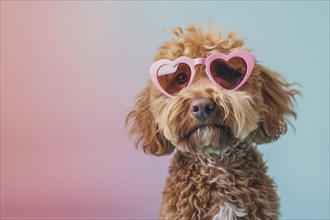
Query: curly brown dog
127 24 298 220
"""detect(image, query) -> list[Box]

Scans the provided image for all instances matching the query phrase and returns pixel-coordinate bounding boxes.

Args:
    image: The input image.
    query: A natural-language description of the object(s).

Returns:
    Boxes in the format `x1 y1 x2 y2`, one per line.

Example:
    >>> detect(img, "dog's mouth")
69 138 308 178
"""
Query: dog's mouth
178 123 238 155
183 124 227 139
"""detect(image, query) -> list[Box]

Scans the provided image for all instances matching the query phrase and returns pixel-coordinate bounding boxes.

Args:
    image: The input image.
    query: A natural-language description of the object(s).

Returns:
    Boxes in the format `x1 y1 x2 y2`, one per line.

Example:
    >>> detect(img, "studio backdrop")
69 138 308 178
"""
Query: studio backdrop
1 1 329 219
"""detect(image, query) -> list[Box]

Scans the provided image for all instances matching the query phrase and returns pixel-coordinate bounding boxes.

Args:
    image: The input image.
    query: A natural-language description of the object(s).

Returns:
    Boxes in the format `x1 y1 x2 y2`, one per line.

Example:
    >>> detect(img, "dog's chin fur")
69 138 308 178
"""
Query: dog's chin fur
177 125 238 156
126 24 299 220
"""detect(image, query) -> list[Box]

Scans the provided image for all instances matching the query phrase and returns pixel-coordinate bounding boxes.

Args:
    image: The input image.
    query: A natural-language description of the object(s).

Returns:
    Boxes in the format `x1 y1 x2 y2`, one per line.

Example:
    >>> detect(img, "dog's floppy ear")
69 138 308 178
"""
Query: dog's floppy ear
126 86 175 156
251 66 299 144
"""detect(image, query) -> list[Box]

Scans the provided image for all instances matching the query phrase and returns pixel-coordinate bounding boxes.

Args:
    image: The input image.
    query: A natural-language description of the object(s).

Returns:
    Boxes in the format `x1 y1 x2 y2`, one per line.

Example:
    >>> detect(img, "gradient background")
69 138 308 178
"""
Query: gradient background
1 1 329 220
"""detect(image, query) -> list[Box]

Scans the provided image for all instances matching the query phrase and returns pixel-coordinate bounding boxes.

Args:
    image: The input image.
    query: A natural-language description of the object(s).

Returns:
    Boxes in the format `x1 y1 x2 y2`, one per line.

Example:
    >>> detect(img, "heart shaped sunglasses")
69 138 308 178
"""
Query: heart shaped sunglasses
150 50 255 98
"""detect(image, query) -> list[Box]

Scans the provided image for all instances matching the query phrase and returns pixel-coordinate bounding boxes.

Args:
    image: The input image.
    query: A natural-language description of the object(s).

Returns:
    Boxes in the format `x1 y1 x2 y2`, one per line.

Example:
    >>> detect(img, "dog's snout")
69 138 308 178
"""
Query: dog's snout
189 97 216 120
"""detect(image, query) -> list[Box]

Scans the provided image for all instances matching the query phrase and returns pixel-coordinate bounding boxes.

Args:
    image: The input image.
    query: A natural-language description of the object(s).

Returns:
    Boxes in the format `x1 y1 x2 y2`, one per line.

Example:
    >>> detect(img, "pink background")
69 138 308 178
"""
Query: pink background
1 1 329 219
1 2 171 219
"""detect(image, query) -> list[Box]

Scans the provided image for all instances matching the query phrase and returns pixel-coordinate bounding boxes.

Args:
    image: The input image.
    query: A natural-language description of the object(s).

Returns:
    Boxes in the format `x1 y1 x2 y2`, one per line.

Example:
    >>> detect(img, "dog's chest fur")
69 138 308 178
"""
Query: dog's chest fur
159 144 280 220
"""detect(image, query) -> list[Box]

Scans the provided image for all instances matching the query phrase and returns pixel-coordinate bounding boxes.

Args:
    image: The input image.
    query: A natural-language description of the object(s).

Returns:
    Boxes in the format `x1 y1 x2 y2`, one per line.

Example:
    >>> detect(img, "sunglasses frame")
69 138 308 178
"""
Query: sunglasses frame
150 50 256 98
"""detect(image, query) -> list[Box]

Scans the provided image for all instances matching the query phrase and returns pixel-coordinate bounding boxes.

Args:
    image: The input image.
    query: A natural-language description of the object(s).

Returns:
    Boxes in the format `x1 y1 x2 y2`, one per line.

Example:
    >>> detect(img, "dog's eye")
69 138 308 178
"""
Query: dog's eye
157 63 191 95
214 67 231 78
211 62 234 78
175 72 189 84
210 58 248 90
215 68 244 84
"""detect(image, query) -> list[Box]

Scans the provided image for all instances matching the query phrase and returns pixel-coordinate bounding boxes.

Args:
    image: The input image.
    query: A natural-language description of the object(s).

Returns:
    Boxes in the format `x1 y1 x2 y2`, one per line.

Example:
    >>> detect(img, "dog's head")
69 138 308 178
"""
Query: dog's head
126 25 298 157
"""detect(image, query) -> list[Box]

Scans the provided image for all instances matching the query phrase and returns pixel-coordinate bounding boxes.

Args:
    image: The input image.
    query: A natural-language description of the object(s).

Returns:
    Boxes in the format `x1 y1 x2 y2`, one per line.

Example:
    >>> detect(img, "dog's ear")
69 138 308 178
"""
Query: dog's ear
126 86 175 156
251 66 299 144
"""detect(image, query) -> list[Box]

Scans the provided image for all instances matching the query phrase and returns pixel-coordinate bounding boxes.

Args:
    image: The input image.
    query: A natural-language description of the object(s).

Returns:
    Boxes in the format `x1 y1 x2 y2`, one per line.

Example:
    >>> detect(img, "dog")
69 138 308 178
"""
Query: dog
126 24 298 220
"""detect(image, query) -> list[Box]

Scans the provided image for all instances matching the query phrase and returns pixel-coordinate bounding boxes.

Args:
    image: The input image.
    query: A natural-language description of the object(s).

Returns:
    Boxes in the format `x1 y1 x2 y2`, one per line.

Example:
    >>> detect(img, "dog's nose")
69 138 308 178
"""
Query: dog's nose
189 97 216 120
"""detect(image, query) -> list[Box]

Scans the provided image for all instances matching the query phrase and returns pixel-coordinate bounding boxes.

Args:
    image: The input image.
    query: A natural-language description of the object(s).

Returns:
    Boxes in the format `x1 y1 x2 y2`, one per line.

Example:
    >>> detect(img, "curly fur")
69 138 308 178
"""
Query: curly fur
126 24 299 220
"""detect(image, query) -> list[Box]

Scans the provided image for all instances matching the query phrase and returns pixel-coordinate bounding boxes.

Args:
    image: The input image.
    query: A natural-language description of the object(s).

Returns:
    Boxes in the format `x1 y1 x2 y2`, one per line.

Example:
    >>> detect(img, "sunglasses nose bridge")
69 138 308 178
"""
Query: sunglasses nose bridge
192 58 209 75
192 58 207 74
193 58 206 66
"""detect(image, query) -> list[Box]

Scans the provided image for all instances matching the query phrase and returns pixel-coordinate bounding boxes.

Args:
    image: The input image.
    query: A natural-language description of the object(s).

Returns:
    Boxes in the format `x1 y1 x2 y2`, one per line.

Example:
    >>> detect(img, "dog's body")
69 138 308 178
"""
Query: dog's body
160 144 279 220
127 25 298 220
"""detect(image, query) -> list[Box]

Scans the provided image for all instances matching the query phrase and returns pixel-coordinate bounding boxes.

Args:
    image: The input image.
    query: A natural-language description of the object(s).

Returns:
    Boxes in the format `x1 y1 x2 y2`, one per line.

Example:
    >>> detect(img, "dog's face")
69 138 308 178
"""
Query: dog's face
127 25 298 157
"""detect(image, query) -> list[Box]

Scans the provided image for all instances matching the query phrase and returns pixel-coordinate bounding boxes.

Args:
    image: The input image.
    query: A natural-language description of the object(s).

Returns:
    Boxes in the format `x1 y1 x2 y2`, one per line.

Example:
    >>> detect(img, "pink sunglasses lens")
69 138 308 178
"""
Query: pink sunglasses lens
157 63 191 95
210 57 247 90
